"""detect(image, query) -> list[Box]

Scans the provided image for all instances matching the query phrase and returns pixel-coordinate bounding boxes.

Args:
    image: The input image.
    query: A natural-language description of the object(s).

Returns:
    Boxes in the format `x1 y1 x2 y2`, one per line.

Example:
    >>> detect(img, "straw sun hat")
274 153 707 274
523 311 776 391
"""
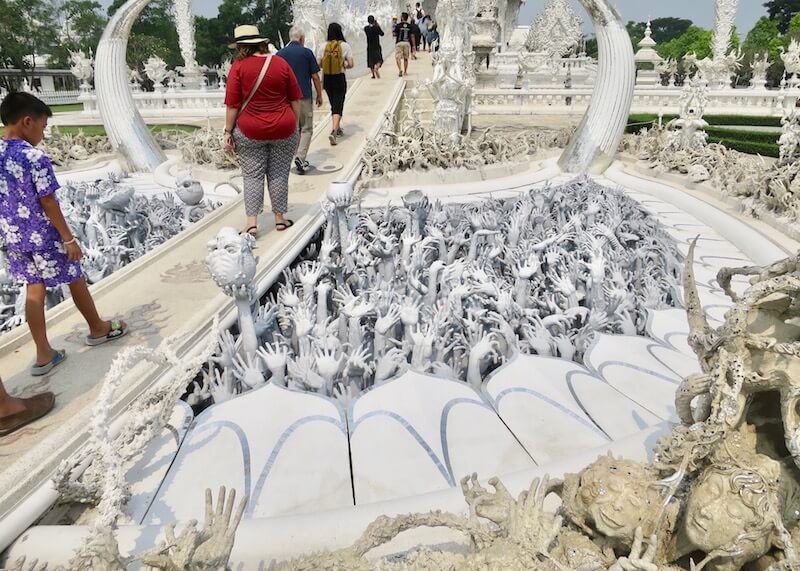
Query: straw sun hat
228 25 270 49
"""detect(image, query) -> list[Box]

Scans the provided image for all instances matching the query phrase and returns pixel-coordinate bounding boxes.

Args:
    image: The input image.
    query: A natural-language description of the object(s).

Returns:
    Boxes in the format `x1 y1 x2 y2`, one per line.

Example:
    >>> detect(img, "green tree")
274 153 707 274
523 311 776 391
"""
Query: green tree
626 21 646 50
656 26 713 63
649 17 693 44
48 0 107 68
0 0 60 88
193 0 292 68
763 0 800 34
742 16 781 59
788 12 800 40
108 0 181 68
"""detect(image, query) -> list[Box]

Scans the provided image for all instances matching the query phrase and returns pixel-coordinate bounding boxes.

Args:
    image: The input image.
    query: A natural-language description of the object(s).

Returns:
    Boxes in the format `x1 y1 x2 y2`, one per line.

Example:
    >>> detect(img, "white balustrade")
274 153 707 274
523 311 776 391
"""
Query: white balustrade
474 86 800 116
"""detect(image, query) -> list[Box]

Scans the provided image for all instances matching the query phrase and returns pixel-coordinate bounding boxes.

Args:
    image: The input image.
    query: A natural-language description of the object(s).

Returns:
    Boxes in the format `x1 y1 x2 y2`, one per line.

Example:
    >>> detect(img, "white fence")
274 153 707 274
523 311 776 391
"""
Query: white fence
36 90 82 106
473 86 800 117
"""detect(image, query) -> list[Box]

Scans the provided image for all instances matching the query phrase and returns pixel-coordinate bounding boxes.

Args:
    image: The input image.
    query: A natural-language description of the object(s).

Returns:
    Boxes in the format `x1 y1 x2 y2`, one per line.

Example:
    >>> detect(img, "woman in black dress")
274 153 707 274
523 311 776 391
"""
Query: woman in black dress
364 15 384 79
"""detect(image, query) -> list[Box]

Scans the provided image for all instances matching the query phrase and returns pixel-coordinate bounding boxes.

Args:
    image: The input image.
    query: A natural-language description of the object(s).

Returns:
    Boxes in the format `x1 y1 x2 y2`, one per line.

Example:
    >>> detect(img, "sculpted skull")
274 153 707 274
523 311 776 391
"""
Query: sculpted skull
175 169 205 206
205 227 258 299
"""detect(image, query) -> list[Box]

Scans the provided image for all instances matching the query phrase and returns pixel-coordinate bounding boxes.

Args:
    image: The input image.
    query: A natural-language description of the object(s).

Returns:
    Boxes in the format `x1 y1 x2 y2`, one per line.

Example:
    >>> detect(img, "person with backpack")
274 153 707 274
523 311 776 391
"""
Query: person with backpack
364 15 384 80
413 2 425 23
317 22 354 146
394 12 415 77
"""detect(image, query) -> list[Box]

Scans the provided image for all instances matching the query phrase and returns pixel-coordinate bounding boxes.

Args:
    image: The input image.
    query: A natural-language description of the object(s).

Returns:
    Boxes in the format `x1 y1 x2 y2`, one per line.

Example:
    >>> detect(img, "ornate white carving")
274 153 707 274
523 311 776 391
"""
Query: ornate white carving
291 0 326 54
706 0 741 89
751 52 770 89
142 55 169 91
782 39 800 87
780 107 800 166
667 72 709 150
523 0 582 58
173 0 202 88
69 51 94 89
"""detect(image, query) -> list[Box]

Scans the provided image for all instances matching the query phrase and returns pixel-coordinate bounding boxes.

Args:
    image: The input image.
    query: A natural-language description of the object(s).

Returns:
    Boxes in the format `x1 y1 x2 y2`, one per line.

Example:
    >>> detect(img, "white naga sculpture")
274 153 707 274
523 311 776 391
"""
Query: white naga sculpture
194 178 680 406
69 50 94 90
557 0 636 175
94 0 167 172
523 0 582 58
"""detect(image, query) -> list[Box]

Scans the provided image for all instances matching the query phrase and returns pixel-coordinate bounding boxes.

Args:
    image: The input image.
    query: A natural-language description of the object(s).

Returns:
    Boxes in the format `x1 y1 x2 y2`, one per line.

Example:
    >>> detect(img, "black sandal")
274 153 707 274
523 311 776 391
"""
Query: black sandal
275 220 294 231
240 225 258 237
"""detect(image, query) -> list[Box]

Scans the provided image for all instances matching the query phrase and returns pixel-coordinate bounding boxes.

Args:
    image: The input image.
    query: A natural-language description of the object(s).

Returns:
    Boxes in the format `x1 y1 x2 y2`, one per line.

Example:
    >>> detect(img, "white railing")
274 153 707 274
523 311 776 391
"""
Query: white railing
473 86 800 117
79 88 226 118
36 90 82 105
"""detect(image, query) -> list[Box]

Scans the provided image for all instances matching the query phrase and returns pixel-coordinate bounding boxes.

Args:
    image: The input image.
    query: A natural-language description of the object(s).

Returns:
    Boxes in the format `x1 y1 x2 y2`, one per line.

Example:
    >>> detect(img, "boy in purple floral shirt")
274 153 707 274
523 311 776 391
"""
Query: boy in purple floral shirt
0 93 127 432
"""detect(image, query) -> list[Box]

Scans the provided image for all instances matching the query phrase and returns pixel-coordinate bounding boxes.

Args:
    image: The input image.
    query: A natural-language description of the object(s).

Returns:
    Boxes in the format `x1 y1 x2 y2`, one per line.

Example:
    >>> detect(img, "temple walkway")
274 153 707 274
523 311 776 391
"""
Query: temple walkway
0 54 433 518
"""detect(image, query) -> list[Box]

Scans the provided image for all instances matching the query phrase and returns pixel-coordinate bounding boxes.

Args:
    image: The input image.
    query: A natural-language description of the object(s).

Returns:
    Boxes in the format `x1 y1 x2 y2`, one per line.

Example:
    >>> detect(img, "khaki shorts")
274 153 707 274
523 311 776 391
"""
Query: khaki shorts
395 41 411 59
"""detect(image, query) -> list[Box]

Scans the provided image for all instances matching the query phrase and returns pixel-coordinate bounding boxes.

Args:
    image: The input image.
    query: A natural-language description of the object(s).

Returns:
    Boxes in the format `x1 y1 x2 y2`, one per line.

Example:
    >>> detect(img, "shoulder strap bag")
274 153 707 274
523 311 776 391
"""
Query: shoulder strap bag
233 55 272 129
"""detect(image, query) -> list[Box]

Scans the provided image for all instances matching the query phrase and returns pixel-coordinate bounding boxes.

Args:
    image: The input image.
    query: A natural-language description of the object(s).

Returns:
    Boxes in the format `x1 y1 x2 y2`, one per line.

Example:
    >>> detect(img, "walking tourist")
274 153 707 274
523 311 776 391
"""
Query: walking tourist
365 15 385 79
0 376 54 436
317 23 354 146
277 25 323 176
413 2 425 23
224 24 303 235
0 93 128 378
395 13 415 77
427 19 439 52
418 15 430 52
410 18 422 59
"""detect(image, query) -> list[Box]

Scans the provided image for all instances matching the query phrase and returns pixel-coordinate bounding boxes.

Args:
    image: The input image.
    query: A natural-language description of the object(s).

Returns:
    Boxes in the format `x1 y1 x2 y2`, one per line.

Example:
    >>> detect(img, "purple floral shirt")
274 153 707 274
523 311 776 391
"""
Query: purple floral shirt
0 138 62 252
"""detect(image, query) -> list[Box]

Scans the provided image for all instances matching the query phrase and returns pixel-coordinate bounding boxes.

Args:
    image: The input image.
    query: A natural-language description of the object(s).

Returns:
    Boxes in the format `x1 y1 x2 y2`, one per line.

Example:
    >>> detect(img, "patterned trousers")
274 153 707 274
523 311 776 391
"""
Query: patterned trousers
234 128 299 216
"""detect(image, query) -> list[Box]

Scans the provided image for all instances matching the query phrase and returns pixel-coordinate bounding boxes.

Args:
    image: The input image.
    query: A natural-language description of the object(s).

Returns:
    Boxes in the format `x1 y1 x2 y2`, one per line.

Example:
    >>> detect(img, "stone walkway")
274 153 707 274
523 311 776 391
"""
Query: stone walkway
0 55 432 516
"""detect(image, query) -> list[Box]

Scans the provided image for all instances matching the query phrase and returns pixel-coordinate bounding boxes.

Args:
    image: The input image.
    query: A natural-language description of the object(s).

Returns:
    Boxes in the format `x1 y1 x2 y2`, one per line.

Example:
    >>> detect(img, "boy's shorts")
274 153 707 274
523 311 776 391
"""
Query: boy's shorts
395 41 411 59
7 247 82 287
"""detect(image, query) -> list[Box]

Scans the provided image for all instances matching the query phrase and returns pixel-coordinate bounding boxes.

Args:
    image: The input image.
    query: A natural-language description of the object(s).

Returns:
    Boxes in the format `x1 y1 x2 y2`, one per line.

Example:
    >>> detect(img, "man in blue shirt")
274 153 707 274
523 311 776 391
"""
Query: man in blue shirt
278 26 323 174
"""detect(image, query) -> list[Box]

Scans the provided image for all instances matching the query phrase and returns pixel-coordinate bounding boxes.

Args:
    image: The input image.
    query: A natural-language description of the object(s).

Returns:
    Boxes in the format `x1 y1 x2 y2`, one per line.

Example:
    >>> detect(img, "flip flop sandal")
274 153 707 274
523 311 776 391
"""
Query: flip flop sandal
0 392 56 436
239 226 258 237
31 349 67 377
86 320 128 347
275 220 295 231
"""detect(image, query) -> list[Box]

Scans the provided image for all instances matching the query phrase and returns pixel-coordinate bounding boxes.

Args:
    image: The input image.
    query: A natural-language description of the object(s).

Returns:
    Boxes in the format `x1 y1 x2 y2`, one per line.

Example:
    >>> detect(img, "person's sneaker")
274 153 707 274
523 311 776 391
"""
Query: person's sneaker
335 128 344 137
329 132 338 146
294 157 305 174
302 160 310 170
398 71 403 77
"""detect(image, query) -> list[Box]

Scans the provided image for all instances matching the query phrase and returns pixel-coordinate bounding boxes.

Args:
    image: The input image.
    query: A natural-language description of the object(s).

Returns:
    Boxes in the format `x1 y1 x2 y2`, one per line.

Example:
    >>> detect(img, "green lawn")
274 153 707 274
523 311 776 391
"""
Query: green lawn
49 103 84 113
53 124 200 136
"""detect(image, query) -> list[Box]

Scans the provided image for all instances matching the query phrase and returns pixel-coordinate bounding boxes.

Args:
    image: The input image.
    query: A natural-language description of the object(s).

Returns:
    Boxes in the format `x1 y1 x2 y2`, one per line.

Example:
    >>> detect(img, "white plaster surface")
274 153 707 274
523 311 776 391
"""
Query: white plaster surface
144 384 352 523
349 371 535 504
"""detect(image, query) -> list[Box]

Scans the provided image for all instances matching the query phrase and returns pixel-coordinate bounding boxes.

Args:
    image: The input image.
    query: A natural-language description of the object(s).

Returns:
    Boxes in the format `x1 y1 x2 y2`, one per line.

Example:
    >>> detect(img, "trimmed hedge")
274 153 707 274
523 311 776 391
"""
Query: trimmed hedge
54 124 200 137
627 113 782 133
706 137 779 158
705 127 779 145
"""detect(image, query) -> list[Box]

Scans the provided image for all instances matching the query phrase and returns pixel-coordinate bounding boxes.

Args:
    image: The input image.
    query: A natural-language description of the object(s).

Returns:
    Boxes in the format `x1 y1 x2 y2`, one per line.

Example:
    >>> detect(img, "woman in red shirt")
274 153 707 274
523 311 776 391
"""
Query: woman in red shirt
224 25 303 235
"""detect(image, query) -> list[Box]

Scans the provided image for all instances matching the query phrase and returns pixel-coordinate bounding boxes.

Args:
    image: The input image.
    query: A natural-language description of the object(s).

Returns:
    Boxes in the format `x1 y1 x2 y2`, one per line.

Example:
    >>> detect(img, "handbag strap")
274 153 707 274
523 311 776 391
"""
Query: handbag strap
234 55 272 126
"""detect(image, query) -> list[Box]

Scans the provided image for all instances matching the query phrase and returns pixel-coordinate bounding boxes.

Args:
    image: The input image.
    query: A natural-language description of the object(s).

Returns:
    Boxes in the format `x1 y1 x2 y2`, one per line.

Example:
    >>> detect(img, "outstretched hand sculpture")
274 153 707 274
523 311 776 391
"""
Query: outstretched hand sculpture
201 179 680 405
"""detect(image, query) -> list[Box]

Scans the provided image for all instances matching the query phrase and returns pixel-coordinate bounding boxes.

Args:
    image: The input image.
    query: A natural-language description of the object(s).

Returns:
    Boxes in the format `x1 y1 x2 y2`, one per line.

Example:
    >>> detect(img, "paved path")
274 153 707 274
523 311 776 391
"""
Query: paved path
0 54 433 516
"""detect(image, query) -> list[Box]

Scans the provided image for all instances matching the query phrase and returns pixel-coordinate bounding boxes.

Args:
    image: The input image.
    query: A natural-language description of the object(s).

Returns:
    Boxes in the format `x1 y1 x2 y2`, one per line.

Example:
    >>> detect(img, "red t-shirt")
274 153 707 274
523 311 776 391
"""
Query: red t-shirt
224 55 303 140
